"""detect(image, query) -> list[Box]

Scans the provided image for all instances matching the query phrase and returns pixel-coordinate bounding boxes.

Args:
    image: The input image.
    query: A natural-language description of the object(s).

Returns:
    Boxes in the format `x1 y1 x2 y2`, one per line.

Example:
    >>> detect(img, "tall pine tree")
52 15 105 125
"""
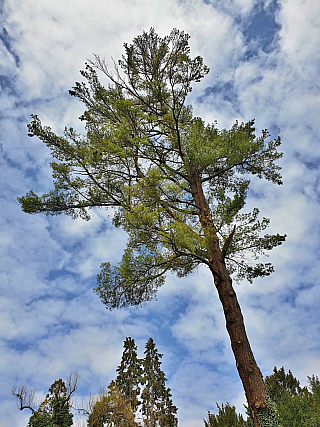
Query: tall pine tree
18 28 286 424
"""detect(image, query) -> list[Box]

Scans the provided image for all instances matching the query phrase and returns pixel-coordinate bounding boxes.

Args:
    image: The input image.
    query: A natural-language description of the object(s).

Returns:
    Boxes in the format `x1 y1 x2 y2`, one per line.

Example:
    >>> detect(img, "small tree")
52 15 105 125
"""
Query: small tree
13 375 78 427
19 28 286 426
115 337 142 411
141 338 178 427
87 381 137 427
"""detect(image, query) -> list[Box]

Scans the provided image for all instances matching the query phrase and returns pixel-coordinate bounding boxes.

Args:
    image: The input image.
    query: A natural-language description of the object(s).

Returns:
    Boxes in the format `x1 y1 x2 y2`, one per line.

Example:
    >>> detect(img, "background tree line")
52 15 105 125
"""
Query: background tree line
13 341 320 426
204 367 320 427
13 337 177 427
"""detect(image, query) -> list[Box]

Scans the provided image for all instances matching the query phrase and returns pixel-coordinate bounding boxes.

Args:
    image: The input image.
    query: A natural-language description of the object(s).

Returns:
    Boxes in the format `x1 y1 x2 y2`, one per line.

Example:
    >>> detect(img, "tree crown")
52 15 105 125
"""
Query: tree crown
18 28 286 309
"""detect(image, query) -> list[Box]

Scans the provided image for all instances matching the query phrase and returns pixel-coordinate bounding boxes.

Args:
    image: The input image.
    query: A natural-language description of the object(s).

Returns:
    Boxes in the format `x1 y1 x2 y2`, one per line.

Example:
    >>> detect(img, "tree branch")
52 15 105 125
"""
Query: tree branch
12 385 37 414
221 225 236 261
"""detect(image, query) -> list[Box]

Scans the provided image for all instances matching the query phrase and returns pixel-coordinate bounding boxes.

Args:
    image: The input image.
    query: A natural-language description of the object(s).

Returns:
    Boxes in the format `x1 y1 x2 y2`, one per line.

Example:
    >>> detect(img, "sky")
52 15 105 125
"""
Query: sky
0 0 320 425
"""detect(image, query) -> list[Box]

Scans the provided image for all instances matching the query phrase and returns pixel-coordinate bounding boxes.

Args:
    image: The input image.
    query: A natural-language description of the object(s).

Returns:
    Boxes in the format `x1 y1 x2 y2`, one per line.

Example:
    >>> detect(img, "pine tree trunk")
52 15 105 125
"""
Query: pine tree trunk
209 260 267 427
189 166 273 427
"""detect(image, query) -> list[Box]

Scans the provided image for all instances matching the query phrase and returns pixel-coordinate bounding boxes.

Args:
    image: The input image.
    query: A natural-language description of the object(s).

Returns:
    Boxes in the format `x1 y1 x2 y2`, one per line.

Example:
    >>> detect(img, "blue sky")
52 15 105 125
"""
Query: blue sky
1 0 320 425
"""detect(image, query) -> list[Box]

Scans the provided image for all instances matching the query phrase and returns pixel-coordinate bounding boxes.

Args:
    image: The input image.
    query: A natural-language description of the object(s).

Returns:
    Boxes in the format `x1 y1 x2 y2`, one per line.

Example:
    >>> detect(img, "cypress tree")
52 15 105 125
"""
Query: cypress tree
141 338 178 427
115 337 142 411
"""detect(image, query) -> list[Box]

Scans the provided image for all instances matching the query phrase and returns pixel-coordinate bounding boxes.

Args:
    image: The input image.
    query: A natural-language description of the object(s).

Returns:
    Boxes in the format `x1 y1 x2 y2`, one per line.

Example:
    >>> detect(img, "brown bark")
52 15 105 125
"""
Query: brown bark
189 165 269 427
211 265 267 427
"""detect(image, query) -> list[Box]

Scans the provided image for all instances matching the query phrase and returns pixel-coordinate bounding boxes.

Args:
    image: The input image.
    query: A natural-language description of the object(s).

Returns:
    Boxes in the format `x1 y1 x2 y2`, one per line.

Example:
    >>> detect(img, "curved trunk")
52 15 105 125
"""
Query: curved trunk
189 165 272 427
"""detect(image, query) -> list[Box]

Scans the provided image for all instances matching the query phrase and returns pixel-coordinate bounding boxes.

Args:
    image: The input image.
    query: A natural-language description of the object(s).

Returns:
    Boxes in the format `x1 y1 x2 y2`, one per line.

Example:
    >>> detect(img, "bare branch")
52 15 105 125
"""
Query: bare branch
12 385 37 414
66 371 79 402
